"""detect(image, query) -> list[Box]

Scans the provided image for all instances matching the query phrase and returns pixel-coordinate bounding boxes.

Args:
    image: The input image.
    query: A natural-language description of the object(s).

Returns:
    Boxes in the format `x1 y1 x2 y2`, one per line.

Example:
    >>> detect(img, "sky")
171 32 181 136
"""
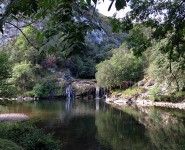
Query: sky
96 0 130 18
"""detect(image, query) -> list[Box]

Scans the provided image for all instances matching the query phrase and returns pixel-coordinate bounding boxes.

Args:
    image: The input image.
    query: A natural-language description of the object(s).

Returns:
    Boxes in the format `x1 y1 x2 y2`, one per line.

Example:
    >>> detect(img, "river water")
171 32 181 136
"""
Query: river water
1 99 185 150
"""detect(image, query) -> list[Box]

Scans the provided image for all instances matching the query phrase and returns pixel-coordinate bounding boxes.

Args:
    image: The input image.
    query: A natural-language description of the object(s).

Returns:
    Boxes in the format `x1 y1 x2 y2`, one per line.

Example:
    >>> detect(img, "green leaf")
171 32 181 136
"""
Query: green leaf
86 0 91 6
115 0 126 11
80 0 84 4
92 0 97 4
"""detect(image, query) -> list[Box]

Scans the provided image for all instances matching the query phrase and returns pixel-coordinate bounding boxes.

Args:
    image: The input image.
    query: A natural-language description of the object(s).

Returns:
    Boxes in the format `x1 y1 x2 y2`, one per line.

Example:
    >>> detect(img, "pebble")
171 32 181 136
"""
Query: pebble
106 98 185 109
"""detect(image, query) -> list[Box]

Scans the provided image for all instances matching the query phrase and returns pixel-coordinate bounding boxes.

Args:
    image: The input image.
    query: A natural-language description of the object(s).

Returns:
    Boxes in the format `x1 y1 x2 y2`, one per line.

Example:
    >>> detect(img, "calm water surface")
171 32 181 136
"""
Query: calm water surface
1 99 185 150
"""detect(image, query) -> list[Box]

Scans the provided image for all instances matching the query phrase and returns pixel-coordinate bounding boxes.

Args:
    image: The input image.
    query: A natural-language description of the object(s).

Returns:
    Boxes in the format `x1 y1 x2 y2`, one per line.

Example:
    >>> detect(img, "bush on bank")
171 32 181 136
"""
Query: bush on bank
0 121 60 150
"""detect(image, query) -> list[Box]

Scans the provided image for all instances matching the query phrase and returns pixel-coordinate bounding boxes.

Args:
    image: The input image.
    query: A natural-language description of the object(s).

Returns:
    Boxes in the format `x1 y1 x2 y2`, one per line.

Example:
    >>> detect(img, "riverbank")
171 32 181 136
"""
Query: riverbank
106 98 185 109
106 76 185 110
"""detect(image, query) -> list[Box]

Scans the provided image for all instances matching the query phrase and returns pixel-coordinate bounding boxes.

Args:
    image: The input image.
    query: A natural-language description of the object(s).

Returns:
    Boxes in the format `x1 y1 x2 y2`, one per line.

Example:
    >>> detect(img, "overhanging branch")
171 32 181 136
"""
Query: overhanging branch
6 21 39 51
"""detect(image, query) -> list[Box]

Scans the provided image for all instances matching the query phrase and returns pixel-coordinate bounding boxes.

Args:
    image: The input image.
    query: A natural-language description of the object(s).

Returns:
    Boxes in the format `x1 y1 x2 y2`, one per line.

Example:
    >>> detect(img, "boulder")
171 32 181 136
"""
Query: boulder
0 113 29 122
138 79 147 86
147 80 155 86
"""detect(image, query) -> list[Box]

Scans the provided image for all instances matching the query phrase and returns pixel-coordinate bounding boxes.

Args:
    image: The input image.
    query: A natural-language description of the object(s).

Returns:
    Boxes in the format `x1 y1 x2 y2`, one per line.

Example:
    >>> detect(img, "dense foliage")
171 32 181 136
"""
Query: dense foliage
0 121 60 150
0 138 23 150
96 43 145 88
0 26 62 97
0 0 101 56
0 51 12 96
1 0 185 61
147 39 185 92
0 0 184 98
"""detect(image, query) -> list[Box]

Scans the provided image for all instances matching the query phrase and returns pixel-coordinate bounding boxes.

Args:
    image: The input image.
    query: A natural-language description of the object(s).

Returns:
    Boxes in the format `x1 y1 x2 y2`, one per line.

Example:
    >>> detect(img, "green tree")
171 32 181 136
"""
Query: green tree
10 62 35 95
0 51 11 82
0 51 12 96
96 43 145 88
1 0 185 60
147 40 185 92
0 0 100 56
11 26 41 64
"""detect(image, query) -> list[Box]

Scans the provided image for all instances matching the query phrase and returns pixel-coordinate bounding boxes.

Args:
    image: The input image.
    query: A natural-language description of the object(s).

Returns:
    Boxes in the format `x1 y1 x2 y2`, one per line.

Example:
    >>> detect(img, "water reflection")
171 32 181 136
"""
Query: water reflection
96 99 100 110
1 100 185 150
65 98 74 111
119 106 185 150
95 108 151 150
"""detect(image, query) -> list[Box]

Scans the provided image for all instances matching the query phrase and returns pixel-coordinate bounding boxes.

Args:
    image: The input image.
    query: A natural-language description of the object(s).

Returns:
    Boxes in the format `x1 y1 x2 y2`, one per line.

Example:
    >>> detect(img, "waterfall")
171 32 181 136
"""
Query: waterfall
95 86 100 99
103 88 108 99
65 85 74 100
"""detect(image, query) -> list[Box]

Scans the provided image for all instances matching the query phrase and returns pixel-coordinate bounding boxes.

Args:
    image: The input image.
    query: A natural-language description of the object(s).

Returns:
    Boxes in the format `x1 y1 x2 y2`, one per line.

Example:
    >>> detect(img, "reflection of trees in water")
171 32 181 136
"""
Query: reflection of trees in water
145 108 185 150
95 108 151 150
122 106 185 150
148 122 185 150
58 116 98 150
0 105 8 113
95 106 185 150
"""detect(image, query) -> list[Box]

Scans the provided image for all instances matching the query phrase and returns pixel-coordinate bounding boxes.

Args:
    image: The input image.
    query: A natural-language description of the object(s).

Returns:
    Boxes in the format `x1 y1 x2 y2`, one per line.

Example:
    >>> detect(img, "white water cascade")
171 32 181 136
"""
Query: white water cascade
95 86 100 100
65 85 74 100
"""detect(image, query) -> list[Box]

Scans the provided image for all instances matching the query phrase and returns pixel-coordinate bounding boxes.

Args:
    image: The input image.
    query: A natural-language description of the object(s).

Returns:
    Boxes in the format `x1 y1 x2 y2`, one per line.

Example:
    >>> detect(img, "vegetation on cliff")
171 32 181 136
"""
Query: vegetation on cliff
0 0 184 101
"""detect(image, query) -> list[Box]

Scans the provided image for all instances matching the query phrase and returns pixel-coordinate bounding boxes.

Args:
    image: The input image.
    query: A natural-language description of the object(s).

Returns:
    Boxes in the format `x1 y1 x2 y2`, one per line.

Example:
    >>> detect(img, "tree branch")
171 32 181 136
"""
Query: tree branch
6 21 39 51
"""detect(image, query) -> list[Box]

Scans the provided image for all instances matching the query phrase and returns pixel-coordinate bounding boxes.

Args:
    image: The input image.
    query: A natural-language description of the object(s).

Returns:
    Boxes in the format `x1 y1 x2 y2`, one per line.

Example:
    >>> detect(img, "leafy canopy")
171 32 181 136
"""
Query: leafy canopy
0 0 184 61
0 0 100 56
96 43 144 88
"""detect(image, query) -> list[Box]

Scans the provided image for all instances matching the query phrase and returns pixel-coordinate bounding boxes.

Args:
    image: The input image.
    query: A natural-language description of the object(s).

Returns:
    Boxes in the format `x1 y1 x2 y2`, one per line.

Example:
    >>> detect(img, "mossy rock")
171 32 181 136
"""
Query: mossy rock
0 139 23 150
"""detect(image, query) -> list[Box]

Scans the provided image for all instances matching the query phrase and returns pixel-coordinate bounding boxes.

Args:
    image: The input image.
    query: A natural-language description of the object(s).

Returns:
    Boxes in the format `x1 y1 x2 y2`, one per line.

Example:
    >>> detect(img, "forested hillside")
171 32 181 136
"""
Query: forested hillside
0 0 185 101
0 8 127 97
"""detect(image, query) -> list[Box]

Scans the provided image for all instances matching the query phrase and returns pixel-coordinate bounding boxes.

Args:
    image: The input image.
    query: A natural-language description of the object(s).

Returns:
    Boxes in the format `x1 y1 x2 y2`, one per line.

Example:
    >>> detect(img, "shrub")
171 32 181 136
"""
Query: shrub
32 80 59 97
96 43 145 88
32 83 45 97
149 86 161 100
0 51 12 96
10 62 35 95
146 40 185 92
121 86 146 98
154 91 185 102
0 138 23 150
0 121 60 150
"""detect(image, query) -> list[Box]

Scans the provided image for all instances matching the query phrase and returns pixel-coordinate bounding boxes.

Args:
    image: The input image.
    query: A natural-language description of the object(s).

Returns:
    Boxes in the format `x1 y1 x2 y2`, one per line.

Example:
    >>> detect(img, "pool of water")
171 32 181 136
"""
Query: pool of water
1 99 185 150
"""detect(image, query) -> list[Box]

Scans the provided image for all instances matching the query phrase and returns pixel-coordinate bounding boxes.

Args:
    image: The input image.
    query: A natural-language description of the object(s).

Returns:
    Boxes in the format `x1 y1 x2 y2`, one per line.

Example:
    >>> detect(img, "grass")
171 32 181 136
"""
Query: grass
154 91 185 102
111 86 147 98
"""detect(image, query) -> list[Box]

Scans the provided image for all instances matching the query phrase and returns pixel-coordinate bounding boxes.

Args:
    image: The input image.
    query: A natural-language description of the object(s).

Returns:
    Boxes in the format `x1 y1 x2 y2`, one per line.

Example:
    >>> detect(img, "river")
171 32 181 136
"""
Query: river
1 99 185 150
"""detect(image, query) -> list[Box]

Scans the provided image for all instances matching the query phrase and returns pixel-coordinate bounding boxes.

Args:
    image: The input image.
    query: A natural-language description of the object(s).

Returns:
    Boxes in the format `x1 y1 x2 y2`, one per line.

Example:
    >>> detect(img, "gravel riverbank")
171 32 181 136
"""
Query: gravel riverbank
106 98 185 109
